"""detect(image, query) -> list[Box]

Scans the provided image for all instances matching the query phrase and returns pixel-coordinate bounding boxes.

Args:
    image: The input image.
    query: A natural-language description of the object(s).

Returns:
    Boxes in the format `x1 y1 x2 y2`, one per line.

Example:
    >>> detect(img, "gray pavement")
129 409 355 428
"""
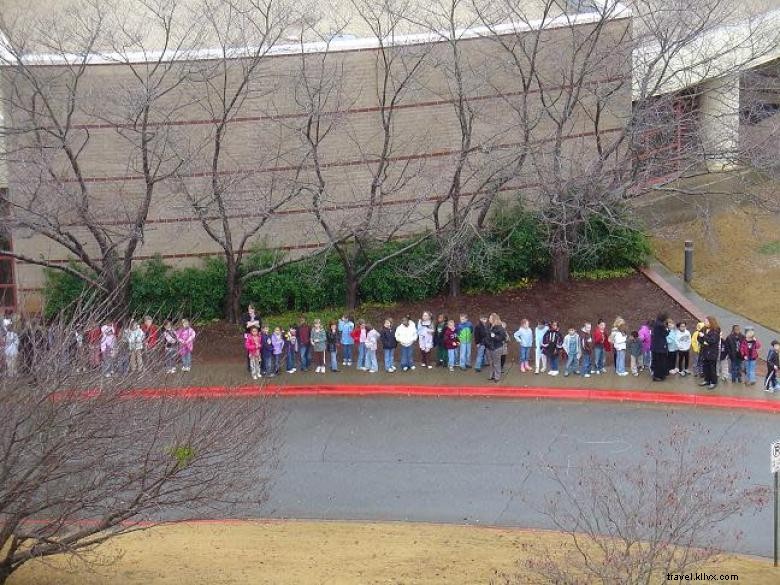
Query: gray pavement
651 261 780 343
262 397 780 557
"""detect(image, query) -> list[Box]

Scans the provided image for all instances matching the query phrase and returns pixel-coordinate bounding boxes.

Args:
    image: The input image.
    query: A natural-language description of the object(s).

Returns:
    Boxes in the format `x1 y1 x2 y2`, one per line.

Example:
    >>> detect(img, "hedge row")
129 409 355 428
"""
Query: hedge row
43 208 650 319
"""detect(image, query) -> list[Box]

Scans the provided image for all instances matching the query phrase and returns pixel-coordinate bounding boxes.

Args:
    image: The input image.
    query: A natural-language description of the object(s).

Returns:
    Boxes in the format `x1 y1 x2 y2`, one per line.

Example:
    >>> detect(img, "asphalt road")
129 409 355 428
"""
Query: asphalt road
263 397 780 557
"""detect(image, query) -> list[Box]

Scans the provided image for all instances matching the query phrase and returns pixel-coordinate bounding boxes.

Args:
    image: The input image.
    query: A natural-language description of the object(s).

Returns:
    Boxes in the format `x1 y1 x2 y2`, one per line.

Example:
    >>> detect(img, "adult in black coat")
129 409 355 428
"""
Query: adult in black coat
484 313 507 383
650 313 670 381
698 315 722 389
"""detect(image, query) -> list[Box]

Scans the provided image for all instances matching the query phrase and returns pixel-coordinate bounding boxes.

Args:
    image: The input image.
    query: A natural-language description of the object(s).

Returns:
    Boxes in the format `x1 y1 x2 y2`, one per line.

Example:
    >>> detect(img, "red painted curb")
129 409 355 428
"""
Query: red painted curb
55 384 780 413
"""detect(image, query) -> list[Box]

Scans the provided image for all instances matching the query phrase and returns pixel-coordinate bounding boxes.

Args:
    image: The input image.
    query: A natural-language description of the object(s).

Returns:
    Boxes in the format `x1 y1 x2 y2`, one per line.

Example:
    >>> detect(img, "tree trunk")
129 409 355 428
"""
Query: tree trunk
551 249 570 283
345 272 359 311
448 272 461 298
224 262 242 324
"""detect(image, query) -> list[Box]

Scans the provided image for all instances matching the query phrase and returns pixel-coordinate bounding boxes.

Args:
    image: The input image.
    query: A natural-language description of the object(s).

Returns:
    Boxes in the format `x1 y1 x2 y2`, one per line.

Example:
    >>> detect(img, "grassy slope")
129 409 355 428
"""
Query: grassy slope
8 521 778 585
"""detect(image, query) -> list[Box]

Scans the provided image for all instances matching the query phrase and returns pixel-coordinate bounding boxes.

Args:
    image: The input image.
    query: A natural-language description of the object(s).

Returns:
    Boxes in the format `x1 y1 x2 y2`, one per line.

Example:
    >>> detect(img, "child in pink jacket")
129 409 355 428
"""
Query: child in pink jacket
176 319 196 372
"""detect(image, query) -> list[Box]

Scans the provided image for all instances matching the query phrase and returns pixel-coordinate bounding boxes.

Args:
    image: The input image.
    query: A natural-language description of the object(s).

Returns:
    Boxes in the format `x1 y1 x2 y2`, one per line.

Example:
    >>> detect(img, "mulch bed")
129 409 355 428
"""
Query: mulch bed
195 273 695 364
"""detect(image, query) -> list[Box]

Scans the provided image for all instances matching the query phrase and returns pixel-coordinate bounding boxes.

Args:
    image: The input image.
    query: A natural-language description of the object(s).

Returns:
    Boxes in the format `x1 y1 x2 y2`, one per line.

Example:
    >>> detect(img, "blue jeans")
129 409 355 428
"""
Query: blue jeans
357 342 366 369
286 349 296 371
565 352 579 375
102 352 114 375
594 346 605 371
447 348 456 368
459 343 471 368
745 359 757 383
366 350 378 371
549 354 559 372
729 357 743 382
475 345 486 369
165 347 177 370
642 350 652 369
181 352 192 370
384 348 395 371
400 345 413 369
519 346 531 364
329 350 338 371
580 353 591 375
342 344 353 363
616 349 626 374
299 345 311 370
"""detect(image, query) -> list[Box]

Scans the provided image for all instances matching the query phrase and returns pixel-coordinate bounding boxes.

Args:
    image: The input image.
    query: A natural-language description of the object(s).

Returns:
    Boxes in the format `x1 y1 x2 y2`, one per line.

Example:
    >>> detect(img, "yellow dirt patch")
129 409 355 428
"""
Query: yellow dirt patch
7 521 778 585
653 209 780 332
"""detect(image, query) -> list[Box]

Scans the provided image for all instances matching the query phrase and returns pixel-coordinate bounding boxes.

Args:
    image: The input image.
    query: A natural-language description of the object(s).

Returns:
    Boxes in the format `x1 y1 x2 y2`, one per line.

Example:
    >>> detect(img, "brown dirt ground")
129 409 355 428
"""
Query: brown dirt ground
8 521 777 585
653 209 780 332
196 273 694 364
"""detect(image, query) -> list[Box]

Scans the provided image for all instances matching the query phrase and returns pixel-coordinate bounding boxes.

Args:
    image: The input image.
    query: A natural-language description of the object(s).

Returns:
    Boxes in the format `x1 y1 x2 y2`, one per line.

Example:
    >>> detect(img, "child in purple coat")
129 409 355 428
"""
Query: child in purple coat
271 327 285 375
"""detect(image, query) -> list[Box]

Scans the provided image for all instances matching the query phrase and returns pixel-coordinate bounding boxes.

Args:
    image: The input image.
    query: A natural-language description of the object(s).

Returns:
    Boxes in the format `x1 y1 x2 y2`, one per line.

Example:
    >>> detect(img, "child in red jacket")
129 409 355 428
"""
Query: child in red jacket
739 328 762 386
443 319 460 372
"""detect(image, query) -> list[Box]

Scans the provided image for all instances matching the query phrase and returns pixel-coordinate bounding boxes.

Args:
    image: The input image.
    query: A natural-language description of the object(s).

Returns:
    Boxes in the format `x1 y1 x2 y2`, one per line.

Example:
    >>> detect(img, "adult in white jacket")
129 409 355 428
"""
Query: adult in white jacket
395 316 418 371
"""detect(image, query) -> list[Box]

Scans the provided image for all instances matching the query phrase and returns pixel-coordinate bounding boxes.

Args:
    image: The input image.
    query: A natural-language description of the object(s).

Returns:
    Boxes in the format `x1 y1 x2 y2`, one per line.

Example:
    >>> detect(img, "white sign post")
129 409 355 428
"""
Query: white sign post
773 440 780 567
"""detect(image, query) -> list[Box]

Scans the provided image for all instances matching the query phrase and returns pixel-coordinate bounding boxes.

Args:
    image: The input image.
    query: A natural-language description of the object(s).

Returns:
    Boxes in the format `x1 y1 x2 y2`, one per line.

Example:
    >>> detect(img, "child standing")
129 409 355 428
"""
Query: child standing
593 320 608 374
245 325 262 380
534 320 549 374
297 317 312 372
338 315 355 366
765 340 780 393
434 314 447 367
354 320 368 371
141 316 159 355
271 327 285 375
100 323 116 378
125 320 146 373
456 314 473 370
513 319 533 373
176 319 196 373
162 320 178 374
364 324 380 373
311 320 327 374
578 322 593 377
676 322 692 376
542 321 563 376
725 325 745 383
285 326 299 373
612 318 628 376
260 325 274 377
443 319 459 372
417 312 434 369
638 320 652 372
627 331 642 377
395 315 418 371
326 322 340 373
474 316 489 372
739 328 762 386
665 319 679 375
380 319 396 373
691 322 704 377
562 326 580 377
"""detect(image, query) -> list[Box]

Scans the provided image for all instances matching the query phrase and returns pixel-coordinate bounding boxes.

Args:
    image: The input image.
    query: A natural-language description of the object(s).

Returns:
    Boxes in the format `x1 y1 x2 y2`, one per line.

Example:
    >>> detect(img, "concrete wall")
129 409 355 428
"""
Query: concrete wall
2 17 632 311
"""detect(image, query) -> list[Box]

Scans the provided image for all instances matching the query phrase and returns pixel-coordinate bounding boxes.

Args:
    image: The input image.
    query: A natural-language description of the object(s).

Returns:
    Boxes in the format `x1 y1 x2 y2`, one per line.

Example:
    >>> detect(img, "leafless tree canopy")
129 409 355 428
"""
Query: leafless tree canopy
0 300 278 584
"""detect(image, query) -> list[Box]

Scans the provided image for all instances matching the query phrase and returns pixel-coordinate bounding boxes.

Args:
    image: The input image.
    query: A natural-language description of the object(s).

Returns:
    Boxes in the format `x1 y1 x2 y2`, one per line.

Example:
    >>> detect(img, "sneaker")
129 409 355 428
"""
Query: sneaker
534 369 539 375
618 372 628 377
403 367 409 372
633 372 639 377
564 372 570 377
427 365 433 369
548 370 559 376
252 374 258 380
410 365 416 370
600 369 607 374
583 373 591 378
449 367 454 372
342 360 347 365
369 369 378 373
708 384 716 390
389 367 396 373
475 368 481 372
331 369 340 373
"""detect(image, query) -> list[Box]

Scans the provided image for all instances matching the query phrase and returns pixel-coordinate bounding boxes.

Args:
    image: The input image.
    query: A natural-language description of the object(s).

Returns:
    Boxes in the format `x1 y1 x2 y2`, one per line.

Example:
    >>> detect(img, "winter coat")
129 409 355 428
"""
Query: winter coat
483 324 507 351
298 324 311 347
245 334 262 357
176 327 196 355
417 320 434 351
351 326 364 345
456 320 473 344
326 330 339 352
260 333 274 356
271 332 285 355
394 322 418 347
691 323 704 353
365 329 381 352
725 333 744 360
433 321 447 347
100 326 116 354
666 328 678 352
676 330 692 352
534 326 548 349
578 329 594 355
380 326 397 350
612 330 627 352
638 325 652 353
627 338 643 358
474 321 489 346
285 332 299 354
739 338 762 361
125 327 145 352
563 333 580 358
513 326 533 348
443 328 460 350
650 320 668 353
541 329 563 357
162 329 178 349
141 323 159 348
699 328 721 361
338 319 354 345
768 348 780 373
594 328 608 349
311 328 327 353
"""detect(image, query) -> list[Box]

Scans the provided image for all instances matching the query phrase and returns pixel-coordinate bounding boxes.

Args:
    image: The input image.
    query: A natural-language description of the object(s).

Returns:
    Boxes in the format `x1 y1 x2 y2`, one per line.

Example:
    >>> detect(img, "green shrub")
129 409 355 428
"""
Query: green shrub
42 266 94 320
571 215 651 272
571 267 637 280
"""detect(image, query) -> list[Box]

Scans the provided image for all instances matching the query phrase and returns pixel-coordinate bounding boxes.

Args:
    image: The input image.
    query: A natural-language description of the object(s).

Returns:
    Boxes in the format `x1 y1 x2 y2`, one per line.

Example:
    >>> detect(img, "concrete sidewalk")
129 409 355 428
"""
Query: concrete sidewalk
646 262 780 344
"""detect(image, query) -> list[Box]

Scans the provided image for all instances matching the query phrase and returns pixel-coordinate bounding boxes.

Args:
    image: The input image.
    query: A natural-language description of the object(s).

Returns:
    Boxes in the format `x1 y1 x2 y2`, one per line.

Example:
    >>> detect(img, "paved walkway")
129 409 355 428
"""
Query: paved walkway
646 262 780 343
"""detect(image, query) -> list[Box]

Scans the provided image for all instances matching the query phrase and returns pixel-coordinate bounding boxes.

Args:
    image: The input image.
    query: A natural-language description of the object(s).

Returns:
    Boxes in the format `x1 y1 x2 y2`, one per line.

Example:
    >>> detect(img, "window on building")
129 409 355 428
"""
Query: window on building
0 190 16 309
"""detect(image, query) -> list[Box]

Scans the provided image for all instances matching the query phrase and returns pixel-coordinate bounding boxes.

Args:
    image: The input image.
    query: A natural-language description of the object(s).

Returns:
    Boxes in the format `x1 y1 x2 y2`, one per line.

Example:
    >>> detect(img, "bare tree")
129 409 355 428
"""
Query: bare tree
291 0 436 309
0 0 201 312
0 299 278 585
494 426 769 585
176 0 308 323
